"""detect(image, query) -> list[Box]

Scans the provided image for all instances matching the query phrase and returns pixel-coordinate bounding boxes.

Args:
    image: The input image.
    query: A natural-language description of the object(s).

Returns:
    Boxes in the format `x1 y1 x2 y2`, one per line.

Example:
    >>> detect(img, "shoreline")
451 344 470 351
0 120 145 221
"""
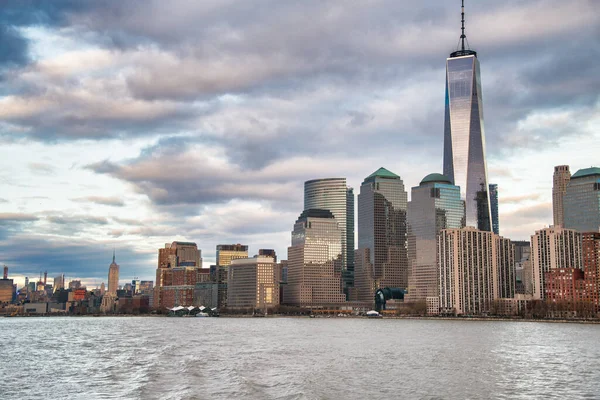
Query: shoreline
4 313 600 324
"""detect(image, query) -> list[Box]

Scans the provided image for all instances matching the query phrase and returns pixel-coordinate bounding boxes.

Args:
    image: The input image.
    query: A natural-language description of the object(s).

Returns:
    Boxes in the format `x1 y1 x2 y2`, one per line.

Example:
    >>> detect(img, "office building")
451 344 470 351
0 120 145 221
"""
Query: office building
564 167 600 232
406 173 464 303
53 274 65 293
304 178 355 287
489 184 499 234
355 168 408 301
155 241 204 309
531 227 582 300
0 266 14 303
216 244 249 267
442 2 492 231
227 255 280 310
284 209 346 306
514 241 532 294
215 244 248 308
108 251 119 295
552 165 571 227
438 227 515 315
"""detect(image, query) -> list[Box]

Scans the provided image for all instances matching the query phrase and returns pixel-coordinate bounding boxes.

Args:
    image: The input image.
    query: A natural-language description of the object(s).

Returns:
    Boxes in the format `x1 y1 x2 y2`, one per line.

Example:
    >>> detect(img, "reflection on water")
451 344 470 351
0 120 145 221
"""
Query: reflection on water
1 317 599 399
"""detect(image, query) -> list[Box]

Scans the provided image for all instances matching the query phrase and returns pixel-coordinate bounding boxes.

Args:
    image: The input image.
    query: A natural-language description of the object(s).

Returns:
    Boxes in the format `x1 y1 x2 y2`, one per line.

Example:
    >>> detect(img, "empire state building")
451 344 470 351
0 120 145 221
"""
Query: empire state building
442 1 492 231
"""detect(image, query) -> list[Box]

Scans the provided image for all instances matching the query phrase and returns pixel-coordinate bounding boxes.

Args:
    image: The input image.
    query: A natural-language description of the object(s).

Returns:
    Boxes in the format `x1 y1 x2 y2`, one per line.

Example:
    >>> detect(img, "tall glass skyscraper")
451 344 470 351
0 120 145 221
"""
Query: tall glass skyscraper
489 184 499 234
304 178 355 287
354 167 408 301
564 167 600 232
442 2 492 231
406 173 464 304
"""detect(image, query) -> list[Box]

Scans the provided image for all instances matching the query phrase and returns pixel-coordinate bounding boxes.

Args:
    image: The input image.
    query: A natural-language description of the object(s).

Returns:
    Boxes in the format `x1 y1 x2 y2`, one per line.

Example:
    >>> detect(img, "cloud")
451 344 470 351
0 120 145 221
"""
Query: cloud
0 213 39 222
28 162 55 175
72 196 125 207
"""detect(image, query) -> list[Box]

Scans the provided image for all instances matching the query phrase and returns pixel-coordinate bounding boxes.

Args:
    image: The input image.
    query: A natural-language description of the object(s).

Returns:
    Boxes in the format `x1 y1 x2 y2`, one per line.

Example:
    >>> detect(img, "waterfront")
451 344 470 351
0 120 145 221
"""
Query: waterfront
1 318 599 399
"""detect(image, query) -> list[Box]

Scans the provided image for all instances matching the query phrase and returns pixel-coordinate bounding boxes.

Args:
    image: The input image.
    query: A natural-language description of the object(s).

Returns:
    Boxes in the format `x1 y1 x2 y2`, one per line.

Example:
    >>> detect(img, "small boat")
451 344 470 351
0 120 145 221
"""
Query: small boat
366 310 382 318
195 312 209 317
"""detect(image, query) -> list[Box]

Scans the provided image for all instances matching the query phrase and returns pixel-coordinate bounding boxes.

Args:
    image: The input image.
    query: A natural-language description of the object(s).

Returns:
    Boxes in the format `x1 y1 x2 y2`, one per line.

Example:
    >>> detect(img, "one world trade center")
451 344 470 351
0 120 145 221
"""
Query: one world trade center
442 1 492 231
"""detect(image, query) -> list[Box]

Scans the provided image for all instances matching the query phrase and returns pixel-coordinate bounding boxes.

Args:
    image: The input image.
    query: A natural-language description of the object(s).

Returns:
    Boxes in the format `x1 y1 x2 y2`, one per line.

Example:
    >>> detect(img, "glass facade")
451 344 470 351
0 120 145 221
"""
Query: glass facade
406 175 464 301
489 183 499 235
443 54 492 231
285 209 346 306
355 168 408 301
564 168 600 233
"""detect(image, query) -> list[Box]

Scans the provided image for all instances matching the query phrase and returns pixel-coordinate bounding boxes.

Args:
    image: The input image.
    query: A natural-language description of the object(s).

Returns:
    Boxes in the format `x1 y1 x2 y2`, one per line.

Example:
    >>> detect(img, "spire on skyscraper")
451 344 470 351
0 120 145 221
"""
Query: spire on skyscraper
451 0 476 58
112 249 115 263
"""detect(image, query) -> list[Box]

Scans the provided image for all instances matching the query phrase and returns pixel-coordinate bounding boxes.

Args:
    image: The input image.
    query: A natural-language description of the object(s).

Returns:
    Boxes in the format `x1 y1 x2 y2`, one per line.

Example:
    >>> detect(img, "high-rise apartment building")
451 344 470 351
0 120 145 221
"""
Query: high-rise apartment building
227 255 280 311
108 251 119 295
284 209 346 306
489 184 499 234
530 227 582 300
406 173 464 303
0 266 14 303
355 168 408 301
155 241 204 309
552 165 571 227
564 167 600 233
304 178 355 288
438 227 515 315
514 241 532 294
442 3 492 231
582 232 600 308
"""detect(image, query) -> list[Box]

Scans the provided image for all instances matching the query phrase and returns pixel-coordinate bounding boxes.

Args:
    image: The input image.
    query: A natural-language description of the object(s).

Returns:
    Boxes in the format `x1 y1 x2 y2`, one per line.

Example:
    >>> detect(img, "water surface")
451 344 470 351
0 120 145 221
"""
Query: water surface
1 317 599 399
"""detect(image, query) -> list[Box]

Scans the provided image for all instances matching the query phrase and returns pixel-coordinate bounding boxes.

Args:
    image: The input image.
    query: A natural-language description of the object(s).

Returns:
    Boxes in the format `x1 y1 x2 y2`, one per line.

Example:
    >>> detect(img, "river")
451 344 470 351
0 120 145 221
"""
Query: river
1 317 599 399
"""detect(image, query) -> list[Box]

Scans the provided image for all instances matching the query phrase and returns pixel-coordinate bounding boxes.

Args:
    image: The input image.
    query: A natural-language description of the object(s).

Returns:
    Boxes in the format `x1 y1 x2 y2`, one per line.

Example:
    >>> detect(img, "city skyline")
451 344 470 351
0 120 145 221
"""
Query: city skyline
0 1 599 286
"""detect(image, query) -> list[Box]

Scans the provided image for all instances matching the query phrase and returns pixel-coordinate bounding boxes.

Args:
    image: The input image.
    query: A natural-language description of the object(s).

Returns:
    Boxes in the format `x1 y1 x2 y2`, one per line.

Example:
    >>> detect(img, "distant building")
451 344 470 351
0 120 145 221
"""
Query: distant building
215 244 248 308
355 168 408 301
227 255 280 311
564 167 600 233
258 249 277 262
304 178 355 289
531 227 582 300
514 241 532 294
0 266 14 304
406 173 464 303
53 274 65 292
216 244 249 267
155 241 204 309
108 251 119 295
68 280 82 290
552 165 571 227
438 227 515 315
489 184 499 235
284 209 346 307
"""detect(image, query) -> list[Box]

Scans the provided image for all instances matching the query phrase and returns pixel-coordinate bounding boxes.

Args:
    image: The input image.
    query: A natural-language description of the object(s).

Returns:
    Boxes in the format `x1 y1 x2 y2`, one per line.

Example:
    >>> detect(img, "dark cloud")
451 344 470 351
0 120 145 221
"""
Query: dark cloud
48 215 109 225
0 234 156 284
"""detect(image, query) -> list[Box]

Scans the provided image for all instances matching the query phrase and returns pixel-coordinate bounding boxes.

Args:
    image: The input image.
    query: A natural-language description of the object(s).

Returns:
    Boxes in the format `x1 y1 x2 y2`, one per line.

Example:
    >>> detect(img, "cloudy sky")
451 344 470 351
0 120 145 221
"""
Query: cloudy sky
0 0 598 288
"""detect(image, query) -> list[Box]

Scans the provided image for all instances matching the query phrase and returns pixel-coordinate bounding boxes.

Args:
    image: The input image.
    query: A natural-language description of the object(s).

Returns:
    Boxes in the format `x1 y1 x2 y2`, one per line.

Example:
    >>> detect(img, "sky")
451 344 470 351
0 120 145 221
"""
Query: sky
0 0 599 288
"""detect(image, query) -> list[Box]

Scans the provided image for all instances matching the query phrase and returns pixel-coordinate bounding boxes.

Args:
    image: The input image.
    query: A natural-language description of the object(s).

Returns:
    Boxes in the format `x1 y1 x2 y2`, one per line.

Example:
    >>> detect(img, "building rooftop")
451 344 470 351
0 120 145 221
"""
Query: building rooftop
420 173 452 185
297 209 335 221
364 167 399 182
571 167 600 179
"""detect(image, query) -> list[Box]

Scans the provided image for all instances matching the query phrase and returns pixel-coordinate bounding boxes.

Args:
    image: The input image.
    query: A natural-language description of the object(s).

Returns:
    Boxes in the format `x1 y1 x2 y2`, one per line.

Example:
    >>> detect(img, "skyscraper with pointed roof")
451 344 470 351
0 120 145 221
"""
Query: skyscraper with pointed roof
108 250 119 295
354 167 408 301
443 0 492 231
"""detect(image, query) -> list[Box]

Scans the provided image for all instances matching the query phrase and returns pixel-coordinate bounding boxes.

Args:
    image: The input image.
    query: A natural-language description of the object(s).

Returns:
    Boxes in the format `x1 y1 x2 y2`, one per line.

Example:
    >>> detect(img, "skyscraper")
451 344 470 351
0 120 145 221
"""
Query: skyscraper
304 178 355 288
552 165 571 227
155 241 204 308
284 209 346 306
442 1 492 231
406 173 464 305
355 167 408 301
564 167 600 232
108 251 119 295
489 184 499 234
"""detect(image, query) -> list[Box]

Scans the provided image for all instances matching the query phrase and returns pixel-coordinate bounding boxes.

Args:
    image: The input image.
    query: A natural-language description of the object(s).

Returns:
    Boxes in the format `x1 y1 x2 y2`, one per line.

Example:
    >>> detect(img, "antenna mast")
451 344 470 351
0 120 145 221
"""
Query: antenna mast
460 0 466 51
